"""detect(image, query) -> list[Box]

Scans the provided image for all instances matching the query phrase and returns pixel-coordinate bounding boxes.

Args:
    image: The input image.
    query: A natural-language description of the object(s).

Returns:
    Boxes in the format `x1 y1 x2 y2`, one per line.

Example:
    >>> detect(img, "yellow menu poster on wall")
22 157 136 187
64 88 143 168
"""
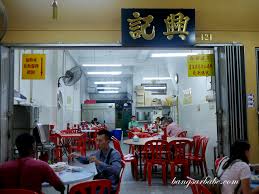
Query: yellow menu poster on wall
187 54 215 77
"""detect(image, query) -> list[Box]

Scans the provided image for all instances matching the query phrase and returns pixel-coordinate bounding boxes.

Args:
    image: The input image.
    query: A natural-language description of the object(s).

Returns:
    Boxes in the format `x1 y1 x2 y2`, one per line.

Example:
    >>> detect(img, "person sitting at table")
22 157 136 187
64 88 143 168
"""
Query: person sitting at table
91 117 99 126
0 133 65 194
74 129 122 194
154 117 162 128
217 140 259 194
128 115 139 130
162 117 183 137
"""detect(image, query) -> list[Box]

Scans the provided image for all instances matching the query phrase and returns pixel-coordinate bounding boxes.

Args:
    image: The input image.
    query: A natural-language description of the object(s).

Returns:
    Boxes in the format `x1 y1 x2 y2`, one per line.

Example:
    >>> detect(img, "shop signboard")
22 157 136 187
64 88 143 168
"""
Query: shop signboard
187 54 215 77
22 54 46 80
121 9 195 47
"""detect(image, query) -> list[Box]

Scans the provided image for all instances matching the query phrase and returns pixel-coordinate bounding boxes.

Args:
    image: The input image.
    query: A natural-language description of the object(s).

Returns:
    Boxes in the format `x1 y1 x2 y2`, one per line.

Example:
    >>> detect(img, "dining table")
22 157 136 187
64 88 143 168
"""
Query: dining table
123 136 193 179
42 163 96 194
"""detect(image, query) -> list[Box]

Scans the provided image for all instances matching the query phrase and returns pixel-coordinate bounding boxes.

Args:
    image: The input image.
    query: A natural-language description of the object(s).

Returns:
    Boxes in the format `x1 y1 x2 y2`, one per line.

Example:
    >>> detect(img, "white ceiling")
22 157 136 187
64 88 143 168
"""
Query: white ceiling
69 49 212 67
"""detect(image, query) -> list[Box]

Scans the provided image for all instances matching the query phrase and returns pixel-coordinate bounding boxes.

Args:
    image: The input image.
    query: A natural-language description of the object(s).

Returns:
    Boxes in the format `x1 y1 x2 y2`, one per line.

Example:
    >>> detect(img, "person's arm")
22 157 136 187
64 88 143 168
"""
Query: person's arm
241 178 252 194
128 121 132 129
135 121 139 127
252 186 259 194
91 151 122 177
70 153 90 164
76 156 90 164
239 163 252 194
43 164 65 193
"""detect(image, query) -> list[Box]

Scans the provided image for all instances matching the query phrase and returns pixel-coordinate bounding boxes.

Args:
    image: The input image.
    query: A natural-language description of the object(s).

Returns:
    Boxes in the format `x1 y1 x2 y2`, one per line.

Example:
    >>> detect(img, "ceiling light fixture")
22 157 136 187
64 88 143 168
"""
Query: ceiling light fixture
52 0 58 20
87 71 122 75
151 53 199 58
98 91 119 94
94 81 121 85
143 77 172 81
144 86 167 90
96 87 120 90
82 64 122 67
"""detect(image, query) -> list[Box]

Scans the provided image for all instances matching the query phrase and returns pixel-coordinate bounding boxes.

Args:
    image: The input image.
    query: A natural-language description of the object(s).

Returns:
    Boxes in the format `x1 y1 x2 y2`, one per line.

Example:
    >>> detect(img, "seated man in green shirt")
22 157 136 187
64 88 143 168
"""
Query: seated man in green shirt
128 116 139 129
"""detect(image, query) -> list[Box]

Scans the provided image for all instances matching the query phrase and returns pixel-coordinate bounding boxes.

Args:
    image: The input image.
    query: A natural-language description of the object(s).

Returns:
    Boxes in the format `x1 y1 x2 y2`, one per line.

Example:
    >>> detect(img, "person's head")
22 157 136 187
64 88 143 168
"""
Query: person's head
96 129 111 151
15 133 35 157
93 118 98 122
230 140 250 163
162 117 173 127
131 116 136 121
156 117 161 122
223 140 250 169
160 117 165 122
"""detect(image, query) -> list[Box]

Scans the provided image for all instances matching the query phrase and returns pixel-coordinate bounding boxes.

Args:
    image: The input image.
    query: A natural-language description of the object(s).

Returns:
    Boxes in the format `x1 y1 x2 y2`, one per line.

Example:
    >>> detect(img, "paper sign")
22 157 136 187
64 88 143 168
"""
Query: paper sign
187 54 215 77
22 54 46 80
183 88 192 105
247 94 255 108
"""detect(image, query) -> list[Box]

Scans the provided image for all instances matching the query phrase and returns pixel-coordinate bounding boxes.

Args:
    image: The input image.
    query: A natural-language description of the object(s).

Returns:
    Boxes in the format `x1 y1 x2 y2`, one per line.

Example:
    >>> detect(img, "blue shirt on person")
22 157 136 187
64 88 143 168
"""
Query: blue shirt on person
77 146 122 192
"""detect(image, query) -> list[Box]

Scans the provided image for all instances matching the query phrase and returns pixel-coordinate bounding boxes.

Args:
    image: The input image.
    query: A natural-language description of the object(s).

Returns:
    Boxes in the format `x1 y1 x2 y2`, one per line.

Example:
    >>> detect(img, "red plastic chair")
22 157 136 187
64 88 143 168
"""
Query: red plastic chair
186 137 209 177
186 135 203 174
176 131 187 137
68 133 88 161
49 133 63 162
127 131 136 154
69 179 111 194
169 139 192 182
112 136 138 180
186 176 212 194
143 140 170 186
115 160 126 194
88 128 98 150
0 189 38 194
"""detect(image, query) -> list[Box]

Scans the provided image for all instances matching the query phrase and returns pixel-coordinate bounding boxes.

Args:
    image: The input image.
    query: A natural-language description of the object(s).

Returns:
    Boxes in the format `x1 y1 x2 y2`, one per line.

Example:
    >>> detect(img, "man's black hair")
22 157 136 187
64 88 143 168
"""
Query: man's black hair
15 133 35 157
97 129 112 140
93 118 98 121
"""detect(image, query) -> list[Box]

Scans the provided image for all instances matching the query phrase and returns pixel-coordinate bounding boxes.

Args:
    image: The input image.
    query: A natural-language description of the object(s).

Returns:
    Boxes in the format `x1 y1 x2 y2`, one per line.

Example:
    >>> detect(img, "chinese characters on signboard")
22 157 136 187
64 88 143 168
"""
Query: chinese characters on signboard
122 9 195 47
187 54 215 77
22 54 46 80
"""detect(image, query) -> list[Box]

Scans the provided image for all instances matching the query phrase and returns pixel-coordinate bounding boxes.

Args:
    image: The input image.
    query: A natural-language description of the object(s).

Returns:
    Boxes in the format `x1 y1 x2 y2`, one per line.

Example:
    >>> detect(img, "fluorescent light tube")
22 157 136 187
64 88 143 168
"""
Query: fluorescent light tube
144 86 167 90
143 77 172 81
151 53 199 57
94 81 121 85
96 87 120 90
98 91 119 94
82 64 122 67
87 71 122 75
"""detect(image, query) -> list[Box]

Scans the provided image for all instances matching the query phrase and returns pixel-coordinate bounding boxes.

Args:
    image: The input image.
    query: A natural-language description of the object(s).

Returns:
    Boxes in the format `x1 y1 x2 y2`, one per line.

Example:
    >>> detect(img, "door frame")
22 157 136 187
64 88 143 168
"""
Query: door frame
2 43 245 161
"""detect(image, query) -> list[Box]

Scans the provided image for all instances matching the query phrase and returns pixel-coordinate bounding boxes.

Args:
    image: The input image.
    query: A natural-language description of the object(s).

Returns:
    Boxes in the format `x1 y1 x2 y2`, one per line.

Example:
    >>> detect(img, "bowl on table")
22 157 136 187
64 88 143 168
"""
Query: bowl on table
50 162 68 172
